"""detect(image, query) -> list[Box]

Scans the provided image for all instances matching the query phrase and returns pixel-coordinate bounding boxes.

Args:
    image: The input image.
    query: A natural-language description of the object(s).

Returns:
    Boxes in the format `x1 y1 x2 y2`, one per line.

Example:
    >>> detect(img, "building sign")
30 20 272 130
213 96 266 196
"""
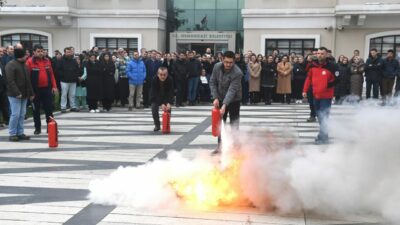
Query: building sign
176 33 234 40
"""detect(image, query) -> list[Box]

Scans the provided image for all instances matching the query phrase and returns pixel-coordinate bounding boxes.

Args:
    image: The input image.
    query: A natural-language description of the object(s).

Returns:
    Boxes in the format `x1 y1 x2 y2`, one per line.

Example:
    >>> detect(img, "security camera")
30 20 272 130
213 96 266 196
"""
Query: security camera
337 26 344 31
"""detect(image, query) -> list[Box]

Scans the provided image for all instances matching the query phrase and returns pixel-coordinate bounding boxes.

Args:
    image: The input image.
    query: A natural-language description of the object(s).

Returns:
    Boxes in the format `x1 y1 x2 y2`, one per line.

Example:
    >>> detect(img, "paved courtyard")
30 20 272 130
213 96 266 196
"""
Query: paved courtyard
0 103 385 225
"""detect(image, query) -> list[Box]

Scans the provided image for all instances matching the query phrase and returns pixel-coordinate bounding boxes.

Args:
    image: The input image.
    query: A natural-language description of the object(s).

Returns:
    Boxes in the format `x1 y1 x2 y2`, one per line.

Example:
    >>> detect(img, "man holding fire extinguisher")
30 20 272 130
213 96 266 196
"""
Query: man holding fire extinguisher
150 67 174 132
209 51 243 154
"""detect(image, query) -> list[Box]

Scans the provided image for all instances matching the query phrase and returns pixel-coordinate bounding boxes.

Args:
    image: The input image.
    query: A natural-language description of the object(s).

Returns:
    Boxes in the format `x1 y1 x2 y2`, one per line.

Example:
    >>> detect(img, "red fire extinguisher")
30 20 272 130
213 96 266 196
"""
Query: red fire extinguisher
162 110 171 134
48 117 58 148
212 107 221 137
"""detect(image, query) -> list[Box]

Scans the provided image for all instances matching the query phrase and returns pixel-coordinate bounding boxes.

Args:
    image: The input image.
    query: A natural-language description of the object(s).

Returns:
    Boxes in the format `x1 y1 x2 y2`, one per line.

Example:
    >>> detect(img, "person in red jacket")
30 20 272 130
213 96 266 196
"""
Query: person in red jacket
303 47 339 144
26 44 58 135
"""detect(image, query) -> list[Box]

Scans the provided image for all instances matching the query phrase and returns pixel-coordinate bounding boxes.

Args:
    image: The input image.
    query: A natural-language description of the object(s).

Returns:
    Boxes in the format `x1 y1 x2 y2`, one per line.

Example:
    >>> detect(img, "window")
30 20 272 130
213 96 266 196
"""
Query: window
265 39 315 57
370 35 400 58
95 38 138 53
1 33 49 51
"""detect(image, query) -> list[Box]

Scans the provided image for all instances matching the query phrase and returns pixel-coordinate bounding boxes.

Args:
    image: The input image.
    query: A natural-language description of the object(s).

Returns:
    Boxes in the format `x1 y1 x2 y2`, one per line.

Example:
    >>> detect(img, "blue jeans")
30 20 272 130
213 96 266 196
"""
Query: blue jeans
60 82 77 109
314 98 332 141
8 97 28 136
188 77 199 102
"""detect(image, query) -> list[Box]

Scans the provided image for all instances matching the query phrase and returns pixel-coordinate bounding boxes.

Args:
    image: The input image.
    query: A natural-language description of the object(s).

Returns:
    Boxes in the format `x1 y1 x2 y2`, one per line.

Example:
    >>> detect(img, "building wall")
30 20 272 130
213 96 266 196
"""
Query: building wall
245 0 336 9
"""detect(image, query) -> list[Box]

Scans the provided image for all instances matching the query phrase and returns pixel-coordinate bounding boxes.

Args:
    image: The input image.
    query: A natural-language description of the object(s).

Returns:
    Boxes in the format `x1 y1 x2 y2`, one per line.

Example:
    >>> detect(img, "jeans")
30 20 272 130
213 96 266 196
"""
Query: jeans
218 100 241 144
129 84 143 108
33 87 54 131
308 88 316 118
60 82 77 109
187 77 199 103
8 97 28 136
314 98 332 141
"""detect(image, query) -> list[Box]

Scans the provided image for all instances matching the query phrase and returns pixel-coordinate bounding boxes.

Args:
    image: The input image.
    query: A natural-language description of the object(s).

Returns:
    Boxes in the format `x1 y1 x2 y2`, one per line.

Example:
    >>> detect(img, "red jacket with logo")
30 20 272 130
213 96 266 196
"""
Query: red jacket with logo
303 61 338 99
26 57 57 89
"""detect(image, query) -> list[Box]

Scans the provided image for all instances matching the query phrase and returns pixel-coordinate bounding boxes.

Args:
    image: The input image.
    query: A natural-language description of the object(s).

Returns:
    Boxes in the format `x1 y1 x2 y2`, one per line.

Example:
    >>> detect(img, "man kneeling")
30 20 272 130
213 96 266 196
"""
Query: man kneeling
150 67 174 132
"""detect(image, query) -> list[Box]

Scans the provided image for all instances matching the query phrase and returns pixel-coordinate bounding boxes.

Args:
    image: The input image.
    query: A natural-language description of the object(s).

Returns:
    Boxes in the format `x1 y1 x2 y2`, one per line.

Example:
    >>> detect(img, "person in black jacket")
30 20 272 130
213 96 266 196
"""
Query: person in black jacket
0 61 9 126
187 51 202 105
172 53 188 107
58 47 80 113
364 48 383 99
334 57 351 104
100 53 116 112
292 56 307 103
86 54 103 112
150 67 174 132
261 55 277 105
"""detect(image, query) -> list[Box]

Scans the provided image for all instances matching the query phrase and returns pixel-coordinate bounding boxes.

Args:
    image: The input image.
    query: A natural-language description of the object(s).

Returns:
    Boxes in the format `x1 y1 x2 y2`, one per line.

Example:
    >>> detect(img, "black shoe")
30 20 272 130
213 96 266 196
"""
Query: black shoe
307 117 316 122
61 109 67 113
314 138 329 145
34 129 41 135
153 126 160 132
70 108 79 112
17 134 30 140
9 136 19 142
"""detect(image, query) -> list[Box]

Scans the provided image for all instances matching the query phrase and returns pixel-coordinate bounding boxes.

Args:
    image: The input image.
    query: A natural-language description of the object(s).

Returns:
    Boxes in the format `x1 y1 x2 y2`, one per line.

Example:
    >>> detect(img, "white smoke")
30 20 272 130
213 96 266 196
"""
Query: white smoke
89 99 400 223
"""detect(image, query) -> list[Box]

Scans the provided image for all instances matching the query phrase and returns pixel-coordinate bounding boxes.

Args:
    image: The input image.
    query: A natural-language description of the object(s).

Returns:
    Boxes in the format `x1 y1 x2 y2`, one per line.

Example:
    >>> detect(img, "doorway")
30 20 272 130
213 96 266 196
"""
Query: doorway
191 43 214 55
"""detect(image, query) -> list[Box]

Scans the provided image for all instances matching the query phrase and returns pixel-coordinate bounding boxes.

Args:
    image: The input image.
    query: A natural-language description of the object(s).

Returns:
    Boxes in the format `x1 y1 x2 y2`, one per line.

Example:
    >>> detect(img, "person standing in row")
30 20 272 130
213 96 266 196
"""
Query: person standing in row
115 51 130 107
350 56 365 101
172 53 188 107
5 48 34 141
86 54 103 113
144 51 162 108
0 58 9 127
127 51 146 110
334 56 351 104
277 55 292 104
364 48 383 99
58 47 80 113
26 44 58 135
100 52 116 112
187 51 202 106
292 56 307 103
261 55 277 105
248 54 261 104
381 49 399 103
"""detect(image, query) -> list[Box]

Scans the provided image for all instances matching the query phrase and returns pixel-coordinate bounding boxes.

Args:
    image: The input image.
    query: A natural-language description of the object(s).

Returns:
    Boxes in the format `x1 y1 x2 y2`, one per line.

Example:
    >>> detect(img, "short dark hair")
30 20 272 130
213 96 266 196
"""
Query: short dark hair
318 47 328 52
64 47 72 53
223 51 235 59
33 44 43 51
157 66 168 74
387 49 394 54
370 48 377 52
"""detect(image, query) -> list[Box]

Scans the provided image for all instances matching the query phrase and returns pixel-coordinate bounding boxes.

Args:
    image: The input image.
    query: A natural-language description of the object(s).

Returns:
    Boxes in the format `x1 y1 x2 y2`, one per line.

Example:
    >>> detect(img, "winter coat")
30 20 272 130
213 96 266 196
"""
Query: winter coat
292 63 307 80
172 59 188 81
5 59 34 98
209 62 243 106
0 63 6 94
100 61 116 101
303 61 338 100
57 56 80 83
150 75 174 105
364 56 383 82
145 59 162 82
261 62 276 87
126 59 146 85
350 61 365 97
334 63 351 97
187 58 202 79
382 58 399 79
276 62 292 94
248 62 261 92
86 61 103 100
25 56 57 90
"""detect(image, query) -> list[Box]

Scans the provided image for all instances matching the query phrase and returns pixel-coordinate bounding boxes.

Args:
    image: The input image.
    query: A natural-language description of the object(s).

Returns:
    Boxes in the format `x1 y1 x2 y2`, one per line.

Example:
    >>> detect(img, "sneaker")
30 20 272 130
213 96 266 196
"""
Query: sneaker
211 147 221 155
95 109 100 113
70 108 79 112
90 109 95 113
9 135 19 142
61 109 67 113
17 134 30 140
307 117 317 122
34 129 41 135
153 126 160 132
128 107 133 111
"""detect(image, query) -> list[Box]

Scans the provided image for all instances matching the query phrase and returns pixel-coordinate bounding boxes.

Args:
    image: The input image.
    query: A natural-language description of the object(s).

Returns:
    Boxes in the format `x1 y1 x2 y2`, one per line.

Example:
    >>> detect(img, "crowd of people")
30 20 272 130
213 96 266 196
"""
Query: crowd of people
0 43 399 143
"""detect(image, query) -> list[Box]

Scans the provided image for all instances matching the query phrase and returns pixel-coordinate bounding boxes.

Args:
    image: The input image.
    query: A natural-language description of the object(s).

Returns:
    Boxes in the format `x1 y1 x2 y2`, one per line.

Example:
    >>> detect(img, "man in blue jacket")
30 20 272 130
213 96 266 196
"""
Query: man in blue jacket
144 50 162 108
126 51 146 110
382 49 399 102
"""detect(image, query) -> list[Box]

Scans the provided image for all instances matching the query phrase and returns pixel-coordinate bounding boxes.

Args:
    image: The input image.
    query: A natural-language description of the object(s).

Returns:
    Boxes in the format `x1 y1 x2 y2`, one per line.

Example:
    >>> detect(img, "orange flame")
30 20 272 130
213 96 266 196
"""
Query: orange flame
169 157 246 210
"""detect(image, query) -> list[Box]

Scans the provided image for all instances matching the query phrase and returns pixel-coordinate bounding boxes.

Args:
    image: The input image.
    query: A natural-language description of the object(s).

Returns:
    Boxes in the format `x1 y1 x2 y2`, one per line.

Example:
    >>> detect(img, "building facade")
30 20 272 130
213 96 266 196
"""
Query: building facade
243 0 400 59
0 0 166 55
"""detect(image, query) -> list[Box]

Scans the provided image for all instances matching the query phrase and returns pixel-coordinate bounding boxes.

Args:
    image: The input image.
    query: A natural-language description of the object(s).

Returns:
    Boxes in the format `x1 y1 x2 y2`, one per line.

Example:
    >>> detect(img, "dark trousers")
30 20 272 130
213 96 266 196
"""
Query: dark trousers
314 98 332 141
198 83 211 102
249 92 260 104
218 100 241 144
117 78 129 106
279 94 291 103
88 99 98 110
263 87 273 104
102 99 112 111
32 87 54 131
381 77 395 99
0 90 9 124
307 88 316 118
395 76 400 97
366 80 380 99
143 80 151 107
175 79 186 106
293 79 306 100
241 78 249 104
151 102 171 127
